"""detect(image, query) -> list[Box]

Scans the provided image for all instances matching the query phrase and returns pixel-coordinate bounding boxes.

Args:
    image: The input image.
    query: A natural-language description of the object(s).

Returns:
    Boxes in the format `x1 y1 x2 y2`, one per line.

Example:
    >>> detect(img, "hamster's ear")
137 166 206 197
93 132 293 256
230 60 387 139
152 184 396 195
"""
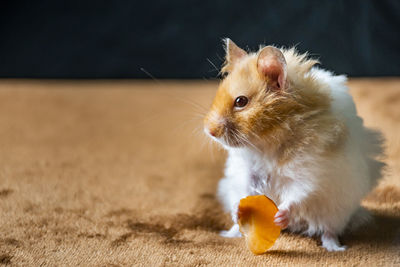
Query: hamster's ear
222 38 247 73
257 46 287 90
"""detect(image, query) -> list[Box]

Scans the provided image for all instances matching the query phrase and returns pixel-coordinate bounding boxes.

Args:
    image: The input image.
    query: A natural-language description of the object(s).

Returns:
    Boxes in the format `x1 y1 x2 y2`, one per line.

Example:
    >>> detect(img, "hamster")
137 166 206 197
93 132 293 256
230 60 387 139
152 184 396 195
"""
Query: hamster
203 39 384 251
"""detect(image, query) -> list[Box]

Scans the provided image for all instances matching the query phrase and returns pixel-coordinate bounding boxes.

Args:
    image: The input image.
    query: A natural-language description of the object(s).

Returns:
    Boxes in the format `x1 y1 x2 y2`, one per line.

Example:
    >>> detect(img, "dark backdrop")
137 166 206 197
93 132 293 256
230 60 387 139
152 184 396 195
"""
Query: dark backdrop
0 1 399 78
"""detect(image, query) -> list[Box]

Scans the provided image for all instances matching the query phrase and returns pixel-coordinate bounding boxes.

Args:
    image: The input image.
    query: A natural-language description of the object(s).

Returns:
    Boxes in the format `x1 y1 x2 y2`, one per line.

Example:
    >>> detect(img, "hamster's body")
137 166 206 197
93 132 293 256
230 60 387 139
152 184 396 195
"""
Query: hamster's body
204 39 384 251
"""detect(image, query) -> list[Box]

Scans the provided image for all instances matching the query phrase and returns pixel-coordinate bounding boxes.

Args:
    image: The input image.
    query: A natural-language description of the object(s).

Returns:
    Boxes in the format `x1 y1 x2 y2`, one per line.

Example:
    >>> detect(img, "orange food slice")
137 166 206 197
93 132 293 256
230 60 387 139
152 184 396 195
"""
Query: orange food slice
238 195 281 255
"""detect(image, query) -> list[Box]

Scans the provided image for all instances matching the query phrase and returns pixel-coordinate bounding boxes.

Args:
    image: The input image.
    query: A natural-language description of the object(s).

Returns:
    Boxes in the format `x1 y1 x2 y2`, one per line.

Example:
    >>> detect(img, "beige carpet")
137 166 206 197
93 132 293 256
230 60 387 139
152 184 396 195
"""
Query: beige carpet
0 79 399 266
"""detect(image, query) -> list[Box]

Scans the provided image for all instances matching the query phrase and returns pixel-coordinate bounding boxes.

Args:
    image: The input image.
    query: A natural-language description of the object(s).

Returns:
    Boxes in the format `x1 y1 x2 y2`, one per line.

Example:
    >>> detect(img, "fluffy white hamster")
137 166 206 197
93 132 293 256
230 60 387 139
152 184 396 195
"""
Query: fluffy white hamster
203 39 384 251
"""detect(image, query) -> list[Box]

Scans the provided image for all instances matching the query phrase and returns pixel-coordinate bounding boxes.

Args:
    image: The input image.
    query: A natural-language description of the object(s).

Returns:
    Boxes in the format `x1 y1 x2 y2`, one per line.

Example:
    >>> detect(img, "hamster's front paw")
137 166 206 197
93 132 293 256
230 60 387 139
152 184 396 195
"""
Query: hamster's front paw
274 209 289 229
220 224 242 238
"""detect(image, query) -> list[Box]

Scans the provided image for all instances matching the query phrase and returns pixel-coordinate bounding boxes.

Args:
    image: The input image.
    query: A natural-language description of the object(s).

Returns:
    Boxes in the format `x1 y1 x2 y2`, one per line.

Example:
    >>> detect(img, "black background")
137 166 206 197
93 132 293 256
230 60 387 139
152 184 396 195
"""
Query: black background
0 1 399 79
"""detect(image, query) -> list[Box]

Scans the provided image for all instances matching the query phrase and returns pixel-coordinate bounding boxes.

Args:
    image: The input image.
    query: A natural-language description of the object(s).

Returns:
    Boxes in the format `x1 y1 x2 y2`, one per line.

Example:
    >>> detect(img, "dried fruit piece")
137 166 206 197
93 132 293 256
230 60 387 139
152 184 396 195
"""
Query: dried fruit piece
238 195 281 255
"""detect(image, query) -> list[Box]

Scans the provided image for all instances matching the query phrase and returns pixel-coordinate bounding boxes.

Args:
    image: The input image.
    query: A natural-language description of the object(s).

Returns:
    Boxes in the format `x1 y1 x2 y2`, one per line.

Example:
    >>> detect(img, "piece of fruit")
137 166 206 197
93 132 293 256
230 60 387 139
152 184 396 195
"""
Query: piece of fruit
238 195 281 255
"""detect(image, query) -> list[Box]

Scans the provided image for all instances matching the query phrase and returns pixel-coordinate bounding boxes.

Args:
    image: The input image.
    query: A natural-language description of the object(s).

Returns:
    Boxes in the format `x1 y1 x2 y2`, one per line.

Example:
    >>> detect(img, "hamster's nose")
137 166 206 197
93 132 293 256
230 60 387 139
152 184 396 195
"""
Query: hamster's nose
204 126 216 137
209 129 216 137
204 113 225 138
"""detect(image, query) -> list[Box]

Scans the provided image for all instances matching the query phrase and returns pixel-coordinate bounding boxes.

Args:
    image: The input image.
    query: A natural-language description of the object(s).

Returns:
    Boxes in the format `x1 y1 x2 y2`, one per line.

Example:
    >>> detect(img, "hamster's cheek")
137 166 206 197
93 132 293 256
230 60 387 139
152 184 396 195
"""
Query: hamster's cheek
237 109 259 135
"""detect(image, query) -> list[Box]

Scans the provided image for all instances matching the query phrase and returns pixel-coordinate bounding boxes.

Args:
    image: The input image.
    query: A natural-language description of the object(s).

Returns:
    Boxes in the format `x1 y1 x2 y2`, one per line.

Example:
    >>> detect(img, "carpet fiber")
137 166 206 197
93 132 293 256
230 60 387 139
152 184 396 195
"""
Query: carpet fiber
0 79 399 266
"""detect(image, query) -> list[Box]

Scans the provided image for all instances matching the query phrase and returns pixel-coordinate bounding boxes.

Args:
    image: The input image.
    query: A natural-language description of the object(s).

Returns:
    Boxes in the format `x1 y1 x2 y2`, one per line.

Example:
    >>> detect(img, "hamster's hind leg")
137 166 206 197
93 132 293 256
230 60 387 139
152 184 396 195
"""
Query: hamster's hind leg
220 224 242 238
321 231 347 251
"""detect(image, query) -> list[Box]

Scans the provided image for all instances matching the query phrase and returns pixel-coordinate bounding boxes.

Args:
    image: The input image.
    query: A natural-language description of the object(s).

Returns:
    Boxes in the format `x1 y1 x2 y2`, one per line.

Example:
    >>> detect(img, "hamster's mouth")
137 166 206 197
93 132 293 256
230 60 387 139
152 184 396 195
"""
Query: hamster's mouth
203 120 249 148
207 130 246 148
223 135 243 147
225 122 256 148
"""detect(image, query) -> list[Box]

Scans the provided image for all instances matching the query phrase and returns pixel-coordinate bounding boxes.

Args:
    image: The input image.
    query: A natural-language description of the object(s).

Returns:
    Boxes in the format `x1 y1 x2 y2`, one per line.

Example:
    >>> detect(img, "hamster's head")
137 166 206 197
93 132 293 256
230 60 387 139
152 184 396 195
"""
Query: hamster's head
204 39 294 148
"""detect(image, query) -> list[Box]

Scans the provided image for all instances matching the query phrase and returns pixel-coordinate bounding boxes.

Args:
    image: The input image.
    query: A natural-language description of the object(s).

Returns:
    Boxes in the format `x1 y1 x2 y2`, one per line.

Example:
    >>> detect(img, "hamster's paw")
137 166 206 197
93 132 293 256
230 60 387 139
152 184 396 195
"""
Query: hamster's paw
220 224 242 238
321 232 347 252
230 201 240 224
274 209 289 229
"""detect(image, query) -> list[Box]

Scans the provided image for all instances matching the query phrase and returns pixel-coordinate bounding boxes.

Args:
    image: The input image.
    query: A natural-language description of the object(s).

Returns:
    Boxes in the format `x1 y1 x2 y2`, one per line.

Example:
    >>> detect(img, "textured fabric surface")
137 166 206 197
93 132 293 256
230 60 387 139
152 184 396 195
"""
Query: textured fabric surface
0 79 399 266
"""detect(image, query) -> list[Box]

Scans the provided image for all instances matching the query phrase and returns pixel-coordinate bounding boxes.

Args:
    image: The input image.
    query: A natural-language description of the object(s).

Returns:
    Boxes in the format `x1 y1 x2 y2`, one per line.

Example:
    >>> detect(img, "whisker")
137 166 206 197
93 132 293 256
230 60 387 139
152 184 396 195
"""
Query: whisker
140 67 160 83
206 58 219 73
187 112 207 119
180 97 209 112
234 129 262 153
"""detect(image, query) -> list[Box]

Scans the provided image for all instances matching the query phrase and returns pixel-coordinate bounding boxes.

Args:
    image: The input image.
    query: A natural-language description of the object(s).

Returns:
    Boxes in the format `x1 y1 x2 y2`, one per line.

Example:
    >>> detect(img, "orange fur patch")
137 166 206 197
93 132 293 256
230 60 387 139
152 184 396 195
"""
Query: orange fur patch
205 47 346 162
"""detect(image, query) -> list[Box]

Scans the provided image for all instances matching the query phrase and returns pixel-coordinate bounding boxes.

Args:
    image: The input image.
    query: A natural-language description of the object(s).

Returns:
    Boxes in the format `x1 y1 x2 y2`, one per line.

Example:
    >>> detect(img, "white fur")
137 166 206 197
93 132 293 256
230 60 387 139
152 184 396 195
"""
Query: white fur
214 68 384 251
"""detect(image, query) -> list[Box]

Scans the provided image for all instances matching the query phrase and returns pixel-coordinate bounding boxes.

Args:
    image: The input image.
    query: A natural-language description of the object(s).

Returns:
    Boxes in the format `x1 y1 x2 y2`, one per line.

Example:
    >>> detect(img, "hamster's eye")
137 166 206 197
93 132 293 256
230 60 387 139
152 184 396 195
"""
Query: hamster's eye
234 96 248 108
